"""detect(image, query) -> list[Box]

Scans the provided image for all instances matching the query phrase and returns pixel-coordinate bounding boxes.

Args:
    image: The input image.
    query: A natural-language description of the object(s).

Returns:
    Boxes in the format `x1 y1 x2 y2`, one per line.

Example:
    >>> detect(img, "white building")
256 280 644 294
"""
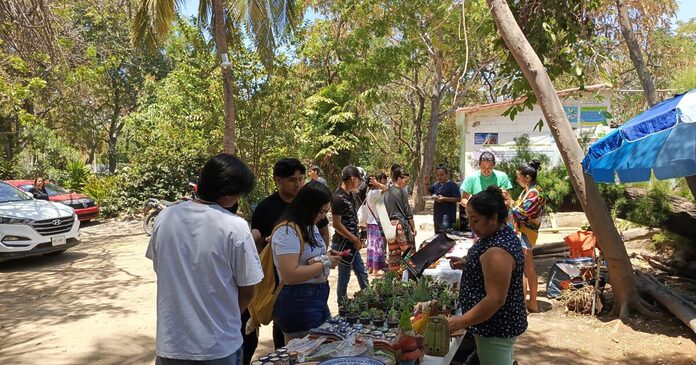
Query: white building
455 84 613 177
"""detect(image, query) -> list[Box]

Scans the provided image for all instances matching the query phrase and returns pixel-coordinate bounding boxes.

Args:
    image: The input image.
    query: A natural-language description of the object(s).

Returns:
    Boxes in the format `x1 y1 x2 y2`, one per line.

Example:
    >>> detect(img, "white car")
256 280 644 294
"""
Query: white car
0 181 80 261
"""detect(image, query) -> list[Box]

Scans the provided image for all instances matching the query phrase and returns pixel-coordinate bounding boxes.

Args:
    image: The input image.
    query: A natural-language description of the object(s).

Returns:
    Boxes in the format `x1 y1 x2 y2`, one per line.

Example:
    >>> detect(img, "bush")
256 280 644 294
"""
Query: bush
83 174 122 217
600 179 672 228
0 158 20 179
63 160 91 192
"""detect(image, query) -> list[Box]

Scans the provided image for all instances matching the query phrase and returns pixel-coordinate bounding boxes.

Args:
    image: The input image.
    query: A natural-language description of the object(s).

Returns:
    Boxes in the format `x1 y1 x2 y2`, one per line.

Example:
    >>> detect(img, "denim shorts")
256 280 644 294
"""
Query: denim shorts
273 282 331 335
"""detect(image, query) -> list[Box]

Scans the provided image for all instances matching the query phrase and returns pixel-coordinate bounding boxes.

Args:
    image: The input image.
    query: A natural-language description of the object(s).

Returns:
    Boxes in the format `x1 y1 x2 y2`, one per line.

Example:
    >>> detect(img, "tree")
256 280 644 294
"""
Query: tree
132 0 298 153
615 0 658 107
486 0 651 319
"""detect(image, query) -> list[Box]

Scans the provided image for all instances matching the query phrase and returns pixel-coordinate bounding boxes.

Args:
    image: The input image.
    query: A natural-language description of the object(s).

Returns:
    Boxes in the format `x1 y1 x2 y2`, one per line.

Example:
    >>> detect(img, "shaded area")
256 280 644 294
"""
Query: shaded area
71 333 156 365
0 225 150 364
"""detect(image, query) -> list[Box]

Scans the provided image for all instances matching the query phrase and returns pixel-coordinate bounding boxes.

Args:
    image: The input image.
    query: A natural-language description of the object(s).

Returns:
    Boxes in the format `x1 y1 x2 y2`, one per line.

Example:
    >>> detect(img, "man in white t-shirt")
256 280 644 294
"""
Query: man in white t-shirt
146 154 263 365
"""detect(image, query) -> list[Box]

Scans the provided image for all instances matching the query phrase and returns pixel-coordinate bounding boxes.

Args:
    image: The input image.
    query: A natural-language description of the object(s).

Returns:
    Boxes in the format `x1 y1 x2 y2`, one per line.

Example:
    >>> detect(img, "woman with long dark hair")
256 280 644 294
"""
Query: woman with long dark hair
507 159 546 313
272 181 341 343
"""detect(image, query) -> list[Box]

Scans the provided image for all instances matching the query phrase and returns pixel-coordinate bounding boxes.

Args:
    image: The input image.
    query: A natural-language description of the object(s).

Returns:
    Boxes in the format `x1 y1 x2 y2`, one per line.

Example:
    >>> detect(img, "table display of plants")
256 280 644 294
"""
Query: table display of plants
254 273 461 365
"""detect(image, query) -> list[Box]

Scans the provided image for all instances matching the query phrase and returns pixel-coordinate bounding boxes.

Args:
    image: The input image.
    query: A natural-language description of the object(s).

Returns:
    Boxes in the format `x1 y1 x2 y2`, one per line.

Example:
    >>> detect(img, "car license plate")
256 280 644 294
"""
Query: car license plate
51 236 66 246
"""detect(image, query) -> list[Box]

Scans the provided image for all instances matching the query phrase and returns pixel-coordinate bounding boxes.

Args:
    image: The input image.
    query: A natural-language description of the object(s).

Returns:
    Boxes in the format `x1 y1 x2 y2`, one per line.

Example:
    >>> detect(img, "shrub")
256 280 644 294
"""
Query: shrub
63 160 91 192
82 174 121 217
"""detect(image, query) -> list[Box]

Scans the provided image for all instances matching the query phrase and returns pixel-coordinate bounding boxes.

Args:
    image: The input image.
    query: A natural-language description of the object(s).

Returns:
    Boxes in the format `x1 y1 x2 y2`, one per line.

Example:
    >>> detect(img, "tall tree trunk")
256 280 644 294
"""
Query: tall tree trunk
616 0 659 107
212 0 236 154
108 133 117 174
487 0 649 320
108 88 121 174
415 96 442 212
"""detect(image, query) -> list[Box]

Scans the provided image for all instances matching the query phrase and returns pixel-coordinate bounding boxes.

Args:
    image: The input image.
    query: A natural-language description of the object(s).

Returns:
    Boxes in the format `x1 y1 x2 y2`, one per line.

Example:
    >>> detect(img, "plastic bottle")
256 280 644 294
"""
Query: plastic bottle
442 214 450 231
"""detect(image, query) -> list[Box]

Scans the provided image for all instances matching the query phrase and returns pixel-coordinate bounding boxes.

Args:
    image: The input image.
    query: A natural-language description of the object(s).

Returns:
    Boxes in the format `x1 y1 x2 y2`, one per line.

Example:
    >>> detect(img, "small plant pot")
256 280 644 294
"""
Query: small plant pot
387 320 399 329
346 314 359 325
338 307 347 317
372 319 385 328
360 317 371 325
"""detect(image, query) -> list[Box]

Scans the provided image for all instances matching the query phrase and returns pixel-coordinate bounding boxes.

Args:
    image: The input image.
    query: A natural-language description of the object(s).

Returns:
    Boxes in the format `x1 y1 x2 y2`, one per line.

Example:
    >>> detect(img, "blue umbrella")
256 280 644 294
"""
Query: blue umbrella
582 90 696 183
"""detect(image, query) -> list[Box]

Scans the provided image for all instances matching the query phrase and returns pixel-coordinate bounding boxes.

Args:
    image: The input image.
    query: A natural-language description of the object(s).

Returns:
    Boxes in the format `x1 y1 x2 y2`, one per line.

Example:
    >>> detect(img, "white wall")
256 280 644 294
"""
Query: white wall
457 93 612 177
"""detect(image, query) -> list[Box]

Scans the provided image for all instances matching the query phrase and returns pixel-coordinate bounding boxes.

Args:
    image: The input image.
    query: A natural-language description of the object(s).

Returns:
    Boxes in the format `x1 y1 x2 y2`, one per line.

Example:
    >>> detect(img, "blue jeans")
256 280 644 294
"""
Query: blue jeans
273 282 331 336
156 345 242 365
332 243 369 304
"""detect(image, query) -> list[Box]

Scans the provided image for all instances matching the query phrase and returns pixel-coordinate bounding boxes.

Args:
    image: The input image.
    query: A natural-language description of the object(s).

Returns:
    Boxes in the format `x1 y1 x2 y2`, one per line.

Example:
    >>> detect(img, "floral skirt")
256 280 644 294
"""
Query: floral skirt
387 220 414 273
366 223 386 270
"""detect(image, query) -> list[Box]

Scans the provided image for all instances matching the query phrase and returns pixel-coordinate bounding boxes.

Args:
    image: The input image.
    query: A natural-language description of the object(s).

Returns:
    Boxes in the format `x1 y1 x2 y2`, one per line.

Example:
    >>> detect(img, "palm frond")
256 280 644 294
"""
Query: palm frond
198 0 212 30
269 0 297 38
247 0 276 69
131 0 179 50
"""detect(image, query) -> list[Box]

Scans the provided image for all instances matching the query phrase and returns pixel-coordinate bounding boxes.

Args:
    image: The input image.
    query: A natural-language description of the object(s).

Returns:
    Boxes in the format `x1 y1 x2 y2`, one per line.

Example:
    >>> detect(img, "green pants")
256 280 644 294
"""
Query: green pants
474 334 517 365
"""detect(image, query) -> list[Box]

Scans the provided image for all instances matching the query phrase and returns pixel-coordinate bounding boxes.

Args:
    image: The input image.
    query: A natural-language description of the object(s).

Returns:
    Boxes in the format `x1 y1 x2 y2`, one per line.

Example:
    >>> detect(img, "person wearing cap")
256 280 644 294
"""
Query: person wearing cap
331 166 369 304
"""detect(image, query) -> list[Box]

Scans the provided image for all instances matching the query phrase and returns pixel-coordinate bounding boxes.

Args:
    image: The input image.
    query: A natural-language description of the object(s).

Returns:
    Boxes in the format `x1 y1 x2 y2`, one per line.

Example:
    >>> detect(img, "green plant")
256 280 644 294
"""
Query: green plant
345 299 359 316
63 160 91 191
626 180 672 228
370 308 384 320
359 310 370 319
388 308 399 321
650 231 689 254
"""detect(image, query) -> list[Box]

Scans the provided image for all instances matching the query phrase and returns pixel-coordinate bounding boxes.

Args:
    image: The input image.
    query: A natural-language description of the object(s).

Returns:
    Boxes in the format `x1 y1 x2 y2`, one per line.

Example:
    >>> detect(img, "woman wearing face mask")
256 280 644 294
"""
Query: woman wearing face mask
448 186 526 365
505 159 546 313
272 181 342 343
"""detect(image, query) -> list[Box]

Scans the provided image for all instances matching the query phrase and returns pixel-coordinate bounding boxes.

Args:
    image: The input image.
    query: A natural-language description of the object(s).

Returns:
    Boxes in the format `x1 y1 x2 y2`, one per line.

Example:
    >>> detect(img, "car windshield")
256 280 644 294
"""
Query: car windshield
44 183 69 196
0 182 33 203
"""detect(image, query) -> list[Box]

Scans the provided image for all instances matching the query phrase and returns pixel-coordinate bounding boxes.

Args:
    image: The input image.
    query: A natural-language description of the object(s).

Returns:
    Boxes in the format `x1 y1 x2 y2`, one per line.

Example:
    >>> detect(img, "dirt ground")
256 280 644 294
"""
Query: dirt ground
1 216 694 365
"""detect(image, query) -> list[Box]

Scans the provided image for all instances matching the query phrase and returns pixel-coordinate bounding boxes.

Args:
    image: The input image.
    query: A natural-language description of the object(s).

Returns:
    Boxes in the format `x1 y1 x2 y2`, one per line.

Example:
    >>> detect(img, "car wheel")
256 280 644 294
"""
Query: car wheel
44 249 67 256
144 211 158 236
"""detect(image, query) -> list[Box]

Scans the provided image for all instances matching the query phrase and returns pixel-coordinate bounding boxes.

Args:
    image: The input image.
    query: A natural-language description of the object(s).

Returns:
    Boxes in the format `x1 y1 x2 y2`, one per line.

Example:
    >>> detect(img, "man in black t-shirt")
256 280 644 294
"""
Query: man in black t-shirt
332 166 369 305
242 158 329 363
423 165 461 232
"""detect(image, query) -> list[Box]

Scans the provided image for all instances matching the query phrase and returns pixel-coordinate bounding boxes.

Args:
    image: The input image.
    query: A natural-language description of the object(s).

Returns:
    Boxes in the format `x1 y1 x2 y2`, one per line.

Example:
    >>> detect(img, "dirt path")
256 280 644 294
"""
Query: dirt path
1 218 694 365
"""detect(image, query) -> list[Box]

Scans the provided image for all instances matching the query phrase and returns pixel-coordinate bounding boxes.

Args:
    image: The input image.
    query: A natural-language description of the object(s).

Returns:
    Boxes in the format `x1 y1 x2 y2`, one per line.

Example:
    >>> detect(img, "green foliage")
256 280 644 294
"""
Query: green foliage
82 174 121 217
626 180 672 228
599 179 673 229
0 158 20 180
650 231 690 254
64 161 91 191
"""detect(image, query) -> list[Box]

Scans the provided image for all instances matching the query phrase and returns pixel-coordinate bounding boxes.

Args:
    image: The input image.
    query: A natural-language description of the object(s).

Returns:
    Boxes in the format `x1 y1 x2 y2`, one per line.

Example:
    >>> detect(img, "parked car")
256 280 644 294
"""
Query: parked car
6 180 99 222
0 181 80 261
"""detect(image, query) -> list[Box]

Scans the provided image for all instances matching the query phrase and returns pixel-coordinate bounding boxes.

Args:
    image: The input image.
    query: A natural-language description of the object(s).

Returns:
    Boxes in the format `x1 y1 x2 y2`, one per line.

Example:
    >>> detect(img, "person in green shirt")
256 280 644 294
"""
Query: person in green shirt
460 151 513 215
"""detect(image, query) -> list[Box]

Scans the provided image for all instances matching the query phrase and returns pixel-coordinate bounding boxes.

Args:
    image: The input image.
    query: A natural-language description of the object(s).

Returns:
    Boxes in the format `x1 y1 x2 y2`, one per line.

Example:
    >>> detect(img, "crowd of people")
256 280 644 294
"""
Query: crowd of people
145 152 546 365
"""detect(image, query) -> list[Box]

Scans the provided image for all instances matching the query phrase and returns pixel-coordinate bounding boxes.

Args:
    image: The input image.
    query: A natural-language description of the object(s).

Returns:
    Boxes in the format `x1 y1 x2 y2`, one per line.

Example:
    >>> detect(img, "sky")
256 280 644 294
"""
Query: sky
676 0 696 23
180 1 696 24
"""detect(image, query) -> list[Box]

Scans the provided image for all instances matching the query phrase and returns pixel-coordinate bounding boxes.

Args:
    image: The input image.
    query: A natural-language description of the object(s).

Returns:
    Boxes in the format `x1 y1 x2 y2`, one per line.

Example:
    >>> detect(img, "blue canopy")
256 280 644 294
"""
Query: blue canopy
582 90 696 183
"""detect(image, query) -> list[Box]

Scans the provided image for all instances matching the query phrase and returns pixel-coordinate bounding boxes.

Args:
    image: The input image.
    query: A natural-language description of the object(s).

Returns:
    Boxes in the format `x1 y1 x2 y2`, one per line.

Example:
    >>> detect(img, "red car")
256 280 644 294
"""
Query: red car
6 180 100 222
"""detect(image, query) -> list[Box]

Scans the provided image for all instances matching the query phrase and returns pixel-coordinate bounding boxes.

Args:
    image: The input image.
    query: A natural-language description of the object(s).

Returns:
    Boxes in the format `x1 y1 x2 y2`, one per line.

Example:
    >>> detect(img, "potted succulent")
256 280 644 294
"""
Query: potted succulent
339 298 350 317
371 308 385 328
345 300 359 324
359 310 371 325
387 308 400 329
